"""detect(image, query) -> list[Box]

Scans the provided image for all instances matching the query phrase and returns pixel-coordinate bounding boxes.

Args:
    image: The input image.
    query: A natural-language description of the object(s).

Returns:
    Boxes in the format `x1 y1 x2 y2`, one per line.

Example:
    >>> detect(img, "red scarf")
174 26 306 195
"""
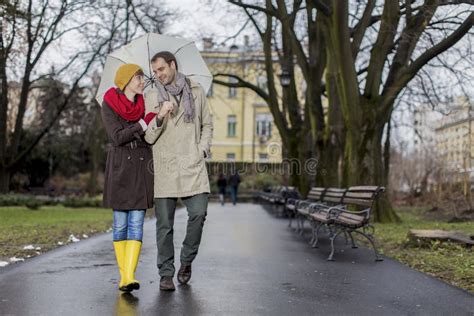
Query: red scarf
103 88 145 121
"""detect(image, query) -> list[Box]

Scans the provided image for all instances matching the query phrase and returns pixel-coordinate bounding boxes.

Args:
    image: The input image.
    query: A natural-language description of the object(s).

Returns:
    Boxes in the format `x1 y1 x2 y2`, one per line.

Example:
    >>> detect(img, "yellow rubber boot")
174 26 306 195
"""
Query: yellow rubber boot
122 240 142 291
113 241 127 289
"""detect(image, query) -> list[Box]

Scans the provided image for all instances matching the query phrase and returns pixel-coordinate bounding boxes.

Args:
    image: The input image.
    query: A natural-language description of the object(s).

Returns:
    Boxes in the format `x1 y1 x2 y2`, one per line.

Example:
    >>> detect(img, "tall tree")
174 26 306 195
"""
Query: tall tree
215 0 339 195
319 0 473 221
223 0 473 222
0 0 172 193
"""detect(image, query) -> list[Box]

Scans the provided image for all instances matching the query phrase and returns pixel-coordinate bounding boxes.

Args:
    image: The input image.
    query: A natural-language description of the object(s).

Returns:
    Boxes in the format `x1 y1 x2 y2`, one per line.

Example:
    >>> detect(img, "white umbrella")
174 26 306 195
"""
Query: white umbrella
95 33 212 105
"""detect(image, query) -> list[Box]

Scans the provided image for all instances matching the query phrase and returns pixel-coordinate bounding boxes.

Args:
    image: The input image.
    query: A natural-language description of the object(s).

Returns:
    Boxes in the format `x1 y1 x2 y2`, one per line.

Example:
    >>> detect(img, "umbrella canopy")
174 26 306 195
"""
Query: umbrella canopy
95 33 212 105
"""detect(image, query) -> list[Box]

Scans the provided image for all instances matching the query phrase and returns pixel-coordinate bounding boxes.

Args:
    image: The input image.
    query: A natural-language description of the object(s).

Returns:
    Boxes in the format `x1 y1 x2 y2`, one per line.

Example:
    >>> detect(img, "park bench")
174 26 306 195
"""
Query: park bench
287 187 346 236
285 187 325 226
259 184 384 262
276 186 300 204
310 186 385 261
275 186 300 217
258 186 278 202
259 186 298 203
266 186 285 203
260 186 300 216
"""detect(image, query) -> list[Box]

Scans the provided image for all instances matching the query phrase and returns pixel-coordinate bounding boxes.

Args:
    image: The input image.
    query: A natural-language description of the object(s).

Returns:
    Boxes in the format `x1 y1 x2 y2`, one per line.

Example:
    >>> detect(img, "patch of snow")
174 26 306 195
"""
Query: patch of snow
68 234 80 243
9 257 25 263
0 261 8 267
23 245 35 250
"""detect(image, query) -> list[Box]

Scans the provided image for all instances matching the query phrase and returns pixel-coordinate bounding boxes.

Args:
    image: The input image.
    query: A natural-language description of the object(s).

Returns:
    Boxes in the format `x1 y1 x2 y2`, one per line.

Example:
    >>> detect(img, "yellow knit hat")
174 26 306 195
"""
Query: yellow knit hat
114 64 143 91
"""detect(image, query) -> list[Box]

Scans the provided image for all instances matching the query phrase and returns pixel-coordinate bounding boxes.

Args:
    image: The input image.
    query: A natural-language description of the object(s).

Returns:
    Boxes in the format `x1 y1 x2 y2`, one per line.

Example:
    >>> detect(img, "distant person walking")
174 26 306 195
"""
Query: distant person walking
228 171 241 206
217 173 227 206
101 64 156 292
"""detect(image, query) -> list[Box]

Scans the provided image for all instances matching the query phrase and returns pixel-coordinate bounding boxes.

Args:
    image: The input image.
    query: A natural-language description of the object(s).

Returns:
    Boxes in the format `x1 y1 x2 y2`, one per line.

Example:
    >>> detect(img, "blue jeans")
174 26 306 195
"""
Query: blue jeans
230 186 238 205
113 210 145 241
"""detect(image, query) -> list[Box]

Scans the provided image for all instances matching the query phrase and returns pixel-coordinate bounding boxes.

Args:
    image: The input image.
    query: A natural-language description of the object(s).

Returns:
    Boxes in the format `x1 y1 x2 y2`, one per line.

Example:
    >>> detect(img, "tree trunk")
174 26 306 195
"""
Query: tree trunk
0 167 11 193
87 107 105 197
343 116 400 222
286 132 311 197
319 52 345 187
321 2 399 222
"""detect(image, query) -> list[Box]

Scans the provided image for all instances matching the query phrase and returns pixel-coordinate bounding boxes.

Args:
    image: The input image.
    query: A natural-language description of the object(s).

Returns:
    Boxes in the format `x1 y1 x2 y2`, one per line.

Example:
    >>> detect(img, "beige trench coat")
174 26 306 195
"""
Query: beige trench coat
144 79 213 198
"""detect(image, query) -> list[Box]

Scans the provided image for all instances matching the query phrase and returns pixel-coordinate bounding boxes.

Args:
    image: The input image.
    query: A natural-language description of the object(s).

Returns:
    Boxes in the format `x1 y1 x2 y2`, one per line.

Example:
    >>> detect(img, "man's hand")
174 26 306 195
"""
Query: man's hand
158 101 173 119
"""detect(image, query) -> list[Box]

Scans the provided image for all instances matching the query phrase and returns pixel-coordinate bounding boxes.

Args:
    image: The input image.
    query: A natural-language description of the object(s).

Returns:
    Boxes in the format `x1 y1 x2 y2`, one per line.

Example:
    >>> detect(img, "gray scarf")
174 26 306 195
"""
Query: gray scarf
155 72 195 123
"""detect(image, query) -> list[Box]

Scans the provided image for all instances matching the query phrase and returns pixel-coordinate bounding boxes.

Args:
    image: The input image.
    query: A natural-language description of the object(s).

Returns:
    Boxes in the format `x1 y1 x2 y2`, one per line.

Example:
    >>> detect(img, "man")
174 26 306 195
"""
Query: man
144 51 213 291
228 171 241 206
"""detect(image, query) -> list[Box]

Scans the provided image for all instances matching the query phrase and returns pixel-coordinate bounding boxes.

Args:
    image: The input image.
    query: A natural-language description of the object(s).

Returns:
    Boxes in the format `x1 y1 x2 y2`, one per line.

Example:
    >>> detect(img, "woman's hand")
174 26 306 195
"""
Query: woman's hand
158 101 173 120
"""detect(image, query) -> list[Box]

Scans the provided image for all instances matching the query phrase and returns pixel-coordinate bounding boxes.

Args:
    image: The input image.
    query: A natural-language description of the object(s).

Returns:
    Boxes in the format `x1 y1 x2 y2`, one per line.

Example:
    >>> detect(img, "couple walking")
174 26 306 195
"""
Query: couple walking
101 51 213 292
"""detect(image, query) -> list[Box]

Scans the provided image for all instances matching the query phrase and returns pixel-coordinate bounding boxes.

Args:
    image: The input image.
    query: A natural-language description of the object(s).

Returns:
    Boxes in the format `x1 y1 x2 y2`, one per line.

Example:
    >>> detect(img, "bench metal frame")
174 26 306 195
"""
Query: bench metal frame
320 186 385 261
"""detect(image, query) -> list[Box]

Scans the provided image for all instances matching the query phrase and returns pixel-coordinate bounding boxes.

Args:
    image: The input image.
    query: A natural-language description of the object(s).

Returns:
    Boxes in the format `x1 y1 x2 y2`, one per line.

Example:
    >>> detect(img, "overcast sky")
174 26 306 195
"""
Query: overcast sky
163 0 254 48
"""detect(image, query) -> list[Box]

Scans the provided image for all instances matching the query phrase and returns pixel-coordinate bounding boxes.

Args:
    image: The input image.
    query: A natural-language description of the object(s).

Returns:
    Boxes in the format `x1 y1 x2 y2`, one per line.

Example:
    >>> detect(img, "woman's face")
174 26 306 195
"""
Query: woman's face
125 73 145 95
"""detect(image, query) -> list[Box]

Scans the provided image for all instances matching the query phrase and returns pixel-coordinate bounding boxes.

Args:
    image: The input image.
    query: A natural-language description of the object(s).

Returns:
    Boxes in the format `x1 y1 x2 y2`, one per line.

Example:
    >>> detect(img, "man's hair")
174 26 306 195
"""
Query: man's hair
151 51 178 71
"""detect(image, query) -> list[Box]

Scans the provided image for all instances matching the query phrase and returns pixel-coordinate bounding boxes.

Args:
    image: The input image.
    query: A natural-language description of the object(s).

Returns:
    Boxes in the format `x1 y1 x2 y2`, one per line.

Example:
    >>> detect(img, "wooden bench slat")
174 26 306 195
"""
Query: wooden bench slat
309 212 330 222
323 197 344 203
307 193 324 199
325 188 347 193
334 216 364 226
307 192 324 197
343 192 375 199
341 197 373 207
338 212 365 221
348 186 382 191
324 192 344 197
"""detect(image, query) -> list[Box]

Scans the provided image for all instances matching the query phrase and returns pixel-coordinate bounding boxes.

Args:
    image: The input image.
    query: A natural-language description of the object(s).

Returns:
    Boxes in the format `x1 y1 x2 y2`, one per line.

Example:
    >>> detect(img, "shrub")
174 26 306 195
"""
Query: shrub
25 199 42 210
62 195 103 208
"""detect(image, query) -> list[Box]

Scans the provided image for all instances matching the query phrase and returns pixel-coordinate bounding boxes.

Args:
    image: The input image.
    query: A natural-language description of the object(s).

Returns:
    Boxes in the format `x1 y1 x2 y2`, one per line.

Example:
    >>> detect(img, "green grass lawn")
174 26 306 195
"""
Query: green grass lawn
374 207 474 293
0 206 113 261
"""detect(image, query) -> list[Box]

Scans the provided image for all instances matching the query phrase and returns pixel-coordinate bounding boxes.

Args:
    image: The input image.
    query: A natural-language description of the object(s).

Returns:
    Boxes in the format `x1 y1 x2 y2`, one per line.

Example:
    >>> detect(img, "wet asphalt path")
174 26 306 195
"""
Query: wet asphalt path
0 203 473 315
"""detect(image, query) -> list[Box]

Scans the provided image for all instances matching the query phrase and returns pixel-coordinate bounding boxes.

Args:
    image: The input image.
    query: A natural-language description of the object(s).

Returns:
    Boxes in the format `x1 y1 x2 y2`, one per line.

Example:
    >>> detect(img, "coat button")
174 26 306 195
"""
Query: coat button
139 157 144 161
127 156 131 160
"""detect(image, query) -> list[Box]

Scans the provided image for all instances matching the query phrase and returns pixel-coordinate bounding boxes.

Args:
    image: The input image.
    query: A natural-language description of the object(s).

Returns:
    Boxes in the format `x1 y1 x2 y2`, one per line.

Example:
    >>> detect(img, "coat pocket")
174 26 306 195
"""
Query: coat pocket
194 143 204 161
112 148 122 170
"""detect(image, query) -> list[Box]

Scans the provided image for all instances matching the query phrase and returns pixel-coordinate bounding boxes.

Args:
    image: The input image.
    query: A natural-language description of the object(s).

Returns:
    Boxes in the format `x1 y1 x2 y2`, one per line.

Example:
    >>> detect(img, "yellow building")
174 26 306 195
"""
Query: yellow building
202 41 284 163
435 97 474 179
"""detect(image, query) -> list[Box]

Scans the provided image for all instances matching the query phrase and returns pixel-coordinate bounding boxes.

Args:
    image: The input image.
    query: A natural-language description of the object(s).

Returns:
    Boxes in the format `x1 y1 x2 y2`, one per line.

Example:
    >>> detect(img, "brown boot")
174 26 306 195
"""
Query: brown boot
160 276 176 291
177 264 192 285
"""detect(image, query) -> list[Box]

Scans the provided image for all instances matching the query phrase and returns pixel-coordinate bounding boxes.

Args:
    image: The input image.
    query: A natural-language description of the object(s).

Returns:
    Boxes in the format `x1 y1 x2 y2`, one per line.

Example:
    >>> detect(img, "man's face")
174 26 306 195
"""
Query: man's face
151 58 176 85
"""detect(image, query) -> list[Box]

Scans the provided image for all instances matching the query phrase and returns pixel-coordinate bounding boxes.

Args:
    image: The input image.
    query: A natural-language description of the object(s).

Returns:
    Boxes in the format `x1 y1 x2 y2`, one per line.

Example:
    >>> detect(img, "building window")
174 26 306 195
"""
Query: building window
228 77 238 98
259 153 268 162
226 153 236 161
207 83 213 98
256 113 273 137
227 115 237 137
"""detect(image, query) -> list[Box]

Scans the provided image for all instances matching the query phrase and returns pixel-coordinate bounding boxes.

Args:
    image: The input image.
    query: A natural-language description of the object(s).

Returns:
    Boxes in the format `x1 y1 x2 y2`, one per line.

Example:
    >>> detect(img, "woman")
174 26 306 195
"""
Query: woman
101 63 157 292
